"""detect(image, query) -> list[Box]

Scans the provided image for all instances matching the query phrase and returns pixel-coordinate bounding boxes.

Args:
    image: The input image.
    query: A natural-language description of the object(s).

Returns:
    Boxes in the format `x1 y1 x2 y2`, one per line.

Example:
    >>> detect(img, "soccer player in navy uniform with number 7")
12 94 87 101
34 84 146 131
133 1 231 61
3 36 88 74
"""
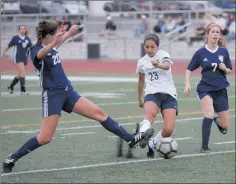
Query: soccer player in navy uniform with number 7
2 20 154 173
184 23 232 153
1 25 32 94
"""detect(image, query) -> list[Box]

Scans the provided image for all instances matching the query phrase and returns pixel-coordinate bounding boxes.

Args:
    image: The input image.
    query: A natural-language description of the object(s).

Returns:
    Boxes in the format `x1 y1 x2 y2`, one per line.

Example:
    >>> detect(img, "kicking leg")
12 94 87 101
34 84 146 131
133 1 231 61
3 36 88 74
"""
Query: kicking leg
3 115 59 173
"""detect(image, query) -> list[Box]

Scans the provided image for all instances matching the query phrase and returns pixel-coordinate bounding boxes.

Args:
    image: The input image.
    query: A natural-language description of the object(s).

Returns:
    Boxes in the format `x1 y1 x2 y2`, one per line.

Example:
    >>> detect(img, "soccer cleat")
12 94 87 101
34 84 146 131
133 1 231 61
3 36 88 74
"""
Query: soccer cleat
147 146 155 158
21 87 30 95
128 128 154 148
133 122 153 148
200 146 211 154
7 86 13 94
214 117 227 134
2 154 16 173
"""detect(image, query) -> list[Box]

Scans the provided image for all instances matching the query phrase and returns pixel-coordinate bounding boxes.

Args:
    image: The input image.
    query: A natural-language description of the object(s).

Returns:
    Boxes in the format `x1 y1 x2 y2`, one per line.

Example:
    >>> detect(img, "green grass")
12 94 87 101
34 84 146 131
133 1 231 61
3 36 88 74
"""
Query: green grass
0 73 235 183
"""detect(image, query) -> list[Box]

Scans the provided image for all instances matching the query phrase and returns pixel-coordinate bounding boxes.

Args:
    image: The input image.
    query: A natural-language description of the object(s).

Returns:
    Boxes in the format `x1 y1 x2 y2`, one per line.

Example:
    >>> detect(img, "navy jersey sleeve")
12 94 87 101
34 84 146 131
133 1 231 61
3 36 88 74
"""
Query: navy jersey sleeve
225 49 232 70
187 50 201 71
30 45 42 63
8 36 16 48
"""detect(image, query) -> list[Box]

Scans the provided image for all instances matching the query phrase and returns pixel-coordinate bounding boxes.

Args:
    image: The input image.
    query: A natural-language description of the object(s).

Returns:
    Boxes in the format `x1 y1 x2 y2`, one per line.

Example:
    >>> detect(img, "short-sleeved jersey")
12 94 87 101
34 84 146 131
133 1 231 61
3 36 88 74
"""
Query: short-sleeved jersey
8 35 32 62
30 44 71 89
187 45 232 92
136 50 177 99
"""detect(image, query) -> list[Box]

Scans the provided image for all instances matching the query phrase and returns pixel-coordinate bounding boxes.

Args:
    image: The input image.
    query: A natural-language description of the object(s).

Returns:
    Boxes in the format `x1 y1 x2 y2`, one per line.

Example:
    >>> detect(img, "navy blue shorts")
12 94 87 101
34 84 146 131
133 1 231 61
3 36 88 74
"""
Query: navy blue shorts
197 88 229 113
144 93 178 115
42 87 81 118
14 60 28 66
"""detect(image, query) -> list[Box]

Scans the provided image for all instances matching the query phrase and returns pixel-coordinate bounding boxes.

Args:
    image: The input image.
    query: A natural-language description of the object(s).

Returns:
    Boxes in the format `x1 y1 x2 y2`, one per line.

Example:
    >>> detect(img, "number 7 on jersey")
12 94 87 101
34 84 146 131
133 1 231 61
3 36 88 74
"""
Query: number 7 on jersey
212 63 217 72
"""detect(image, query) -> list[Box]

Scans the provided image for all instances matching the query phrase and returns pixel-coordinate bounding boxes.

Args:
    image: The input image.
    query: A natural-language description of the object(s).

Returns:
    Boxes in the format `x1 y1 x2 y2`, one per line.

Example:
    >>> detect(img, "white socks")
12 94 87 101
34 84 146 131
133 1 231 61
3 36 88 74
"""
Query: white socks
148 131 163 150
139 120 151 133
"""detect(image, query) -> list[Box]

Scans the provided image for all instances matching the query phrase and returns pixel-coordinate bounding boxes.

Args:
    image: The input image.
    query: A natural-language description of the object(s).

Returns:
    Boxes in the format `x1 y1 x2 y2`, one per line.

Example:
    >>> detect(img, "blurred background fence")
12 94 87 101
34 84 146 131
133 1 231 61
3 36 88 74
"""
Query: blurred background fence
1 0 235 60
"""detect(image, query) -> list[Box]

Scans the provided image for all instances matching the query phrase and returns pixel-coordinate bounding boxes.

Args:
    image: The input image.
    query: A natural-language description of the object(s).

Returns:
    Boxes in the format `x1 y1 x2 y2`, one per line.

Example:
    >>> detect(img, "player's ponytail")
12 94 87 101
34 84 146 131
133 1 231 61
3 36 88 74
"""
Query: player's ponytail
217 37 226 48
27 20 58 56
36 20 58 44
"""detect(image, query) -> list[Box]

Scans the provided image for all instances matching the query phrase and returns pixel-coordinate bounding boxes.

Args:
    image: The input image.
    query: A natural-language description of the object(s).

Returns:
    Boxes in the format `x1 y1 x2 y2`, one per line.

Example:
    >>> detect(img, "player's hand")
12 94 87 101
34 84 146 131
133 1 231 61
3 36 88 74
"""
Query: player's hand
138 100 144 108
67 25 83 37
184 84 191 95
219 63 227 72
151 60 160 68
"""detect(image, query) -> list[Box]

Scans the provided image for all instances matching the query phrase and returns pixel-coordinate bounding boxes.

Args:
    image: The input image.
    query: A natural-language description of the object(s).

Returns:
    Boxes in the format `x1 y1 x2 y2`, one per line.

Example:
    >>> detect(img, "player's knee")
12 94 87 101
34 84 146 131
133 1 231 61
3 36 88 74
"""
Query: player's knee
37 135 53 145
204 110 214 119
96 108 108 121
144 113 156 124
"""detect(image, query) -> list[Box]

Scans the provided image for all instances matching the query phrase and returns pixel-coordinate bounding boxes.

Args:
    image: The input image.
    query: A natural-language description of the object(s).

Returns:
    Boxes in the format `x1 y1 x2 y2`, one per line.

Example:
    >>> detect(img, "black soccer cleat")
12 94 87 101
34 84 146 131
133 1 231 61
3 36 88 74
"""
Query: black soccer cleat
2 154 16 173
147 146 155 158
214 117 227 134
21 87 29 95
128 128 154 148
7 86 13 94
200 146 211 154
132 122 153 148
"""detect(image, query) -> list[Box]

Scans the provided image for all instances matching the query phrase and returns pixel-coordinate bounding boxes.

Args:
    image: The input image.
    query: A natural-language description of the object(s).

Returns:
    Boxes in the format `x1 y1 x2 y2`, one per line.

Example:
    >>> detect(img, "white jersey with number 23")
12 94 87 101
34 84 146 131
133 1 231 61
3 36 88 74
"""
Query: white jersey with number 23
136 50 177 99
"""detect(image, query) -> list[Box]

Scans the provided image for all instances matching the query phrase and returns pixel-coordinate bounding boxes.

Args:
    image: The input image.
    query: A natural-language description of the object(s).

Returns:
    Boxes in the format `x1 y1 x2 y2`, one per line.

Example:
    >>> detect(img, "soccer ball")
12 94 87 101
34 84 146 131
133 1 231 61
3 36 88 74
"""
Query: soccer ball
156 137 178 159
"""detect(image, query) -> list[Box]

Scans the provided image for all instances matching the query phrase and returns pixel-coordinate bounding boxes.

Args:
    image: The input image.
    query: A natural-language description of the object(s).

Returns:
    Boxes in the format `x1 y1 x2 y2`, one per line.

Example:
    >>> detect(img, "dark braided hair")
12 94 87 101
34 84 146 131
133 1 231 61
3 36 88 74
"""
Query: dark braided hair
36 20 58 44
27 20 59 55
144 34 160 47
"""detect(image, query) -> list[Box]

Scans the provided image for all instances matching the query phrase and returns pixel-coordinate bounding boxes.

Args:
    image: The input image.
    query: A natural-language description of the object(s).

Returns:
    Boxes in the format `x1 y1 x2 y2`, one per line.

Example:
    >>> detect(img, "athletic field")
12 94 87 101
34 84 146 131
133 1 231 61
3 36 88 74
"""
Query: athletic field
1 69 235 183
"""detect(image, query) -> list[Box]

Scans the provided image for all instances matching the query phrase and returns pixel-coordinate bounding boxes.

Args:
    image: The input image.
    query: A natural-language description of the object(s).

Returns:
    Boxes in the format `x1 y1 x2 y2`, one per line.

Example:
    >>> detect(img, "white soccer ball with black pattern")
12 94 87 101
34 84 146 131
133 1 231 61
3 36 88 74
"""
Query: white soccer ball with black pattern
156 137 178 159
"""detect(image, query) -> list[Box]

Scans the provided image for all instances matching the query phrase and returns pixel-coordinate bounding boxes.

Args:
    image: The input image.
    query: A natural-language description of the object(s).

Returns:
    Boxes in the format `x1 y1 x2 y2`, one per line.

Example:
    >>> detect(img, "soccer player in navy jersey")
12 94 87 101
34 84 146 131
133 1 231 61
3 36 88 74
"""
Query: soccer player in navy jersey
2 20 154 173
184 23 232 153
1 25 32 94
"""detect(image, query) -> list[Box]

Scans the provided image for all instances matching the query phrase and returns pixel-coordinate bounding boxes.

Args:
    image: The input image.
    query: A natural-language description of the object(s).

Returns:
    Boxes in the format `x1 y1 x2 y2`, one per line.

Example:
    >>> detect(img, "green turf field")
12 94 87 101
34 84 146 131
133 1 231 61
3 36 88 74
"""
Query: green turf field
1 73 235 183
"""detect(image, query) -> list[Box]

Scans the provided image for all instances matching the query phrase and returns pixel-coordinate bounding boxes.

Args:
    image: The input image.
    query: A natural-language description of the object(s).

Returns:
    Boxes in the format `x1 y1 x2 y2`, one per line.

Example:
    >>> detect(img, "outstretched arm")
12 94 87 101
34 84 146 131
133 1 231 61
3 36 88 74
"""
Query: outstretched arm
0 47 10 59
56 25 83 49
138 73 145 108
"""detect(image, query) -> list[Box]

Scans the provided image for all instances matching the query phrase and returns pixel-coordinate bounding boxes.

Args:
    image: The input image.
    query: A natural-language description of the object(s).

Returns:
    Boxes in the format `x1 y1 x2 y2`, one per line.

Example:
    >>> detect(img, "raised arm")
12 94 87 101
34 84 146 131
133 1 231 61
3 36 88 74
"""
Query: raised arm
55 25 82 49
138 73 145 108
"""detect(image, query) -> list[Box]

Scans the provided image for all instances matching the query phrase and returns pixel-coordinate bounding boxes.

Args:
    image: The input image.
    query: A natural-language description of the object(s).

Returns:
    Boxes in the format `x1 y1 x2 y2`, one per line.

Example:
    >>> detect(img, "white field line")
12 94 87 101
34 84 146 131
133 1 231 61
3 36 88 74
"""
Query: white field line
214 141 236 145
1 150 235 177
60 132 95 136
1 95 235 112
108 135 194 141
2 115 235 135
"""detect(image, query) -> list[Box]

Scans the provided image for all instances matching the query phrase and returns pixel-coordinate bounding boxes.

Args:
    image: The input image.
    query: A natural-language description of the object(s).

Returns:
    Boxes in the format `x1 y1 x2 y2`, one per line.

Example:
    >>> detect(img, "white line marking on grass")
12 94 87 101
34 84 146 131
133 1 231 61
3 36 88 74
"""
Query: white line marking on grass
214 141 235 145
1 150 235 177
4 117 205 134
2 96 235 112
0 130 38 135
60 132 95 136
5 116 235 134
108 136 194 141
174 137 194 141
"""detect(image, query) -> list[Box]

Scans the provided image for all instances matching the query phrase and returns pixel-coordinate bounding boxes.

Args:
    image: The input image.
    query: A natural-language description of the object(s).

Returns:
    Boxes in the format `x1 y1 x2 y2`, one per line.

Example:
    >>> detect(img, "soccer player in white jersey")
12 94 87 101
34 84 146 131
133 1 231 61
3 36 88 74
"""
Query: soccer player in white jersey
135 34 178 158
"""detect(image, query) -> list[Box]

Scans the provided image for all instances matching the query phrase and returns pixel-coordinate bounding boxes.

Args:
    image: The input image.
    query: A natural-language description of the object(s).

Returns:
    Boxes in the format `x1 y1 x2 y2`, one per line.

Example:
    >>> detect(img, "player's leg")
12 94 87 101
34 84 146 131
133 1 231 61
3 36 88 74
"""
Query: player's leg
148 95 177 157
64 91 154 148
7 64 20 94
15 62 27 94
213 89 229 134
2 90 63 173
133 94 160 149
199 93 215 153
